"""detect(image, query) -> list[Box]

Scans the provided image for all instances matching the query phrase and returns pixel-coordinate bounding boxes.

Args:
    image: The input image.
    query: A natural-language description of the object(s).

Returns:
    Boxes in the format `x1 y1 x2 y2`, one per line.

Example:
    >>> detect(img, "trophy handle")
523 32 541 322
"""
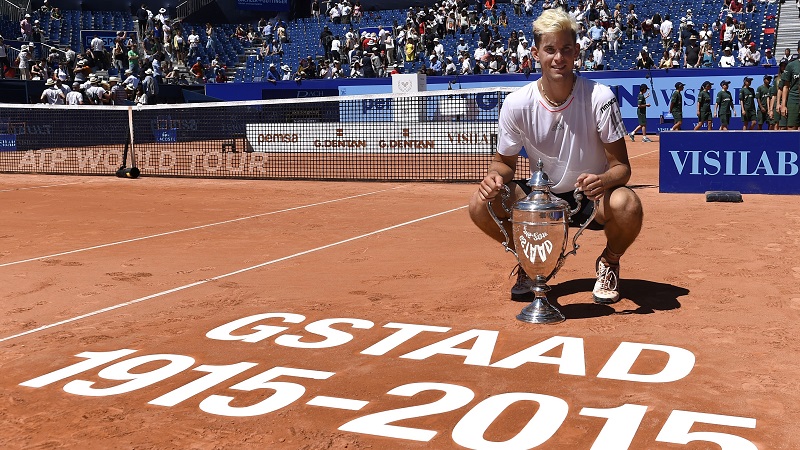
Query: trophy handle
549 190 599 280
487 184 517 258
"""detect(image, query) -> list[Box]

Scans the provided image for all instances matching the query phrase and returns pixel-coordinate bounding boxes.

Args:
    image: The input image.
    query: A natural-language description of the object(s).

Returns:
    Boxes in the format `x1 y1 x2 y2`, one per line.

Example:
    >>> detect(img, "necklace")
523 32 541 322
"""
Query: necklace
539 76 576 107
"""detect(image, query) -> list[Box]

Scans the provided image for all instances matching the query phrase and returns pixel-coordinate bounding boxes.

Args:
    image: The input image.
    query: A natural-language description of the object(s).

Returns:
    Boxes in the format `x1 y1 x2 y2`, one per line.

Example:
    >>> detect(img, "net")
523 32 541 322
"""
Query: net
0 87 530 182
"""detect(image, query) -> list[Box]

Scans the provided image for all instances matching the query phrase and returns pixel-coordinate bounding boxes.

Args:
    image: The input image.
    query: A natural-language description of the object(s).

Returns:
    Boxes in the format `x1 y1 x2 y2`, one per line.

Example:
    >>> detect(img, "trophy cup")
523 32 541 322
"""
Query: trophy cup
488 160 598 324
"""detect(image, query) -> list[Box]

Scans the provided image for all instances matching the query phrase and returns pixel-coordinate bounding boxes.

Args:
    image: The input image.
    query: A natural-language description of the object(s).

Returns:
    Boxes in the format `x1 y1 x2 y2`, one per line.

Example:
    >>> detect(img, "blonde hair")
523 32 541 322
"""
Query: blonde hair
532 8 579 47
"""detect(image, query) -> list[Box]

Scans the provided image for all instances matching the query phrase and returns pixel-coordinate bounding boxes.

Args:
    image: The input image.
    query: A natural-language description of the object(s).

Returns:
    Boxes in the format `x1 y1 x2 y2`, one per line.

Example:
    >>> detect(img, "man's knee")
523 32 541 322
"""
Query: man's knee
606 187 643 225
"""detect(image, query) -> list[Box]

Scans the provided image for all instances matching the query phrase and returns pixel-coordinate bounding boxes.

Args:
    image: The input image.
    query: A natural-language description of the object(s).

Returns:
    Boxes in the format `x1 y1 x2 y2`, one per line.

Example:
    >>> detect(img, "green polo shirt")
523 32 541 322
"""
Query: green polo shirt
756 84 771 110
781 59 800 103
740 86 755 111
716 90 733 115
698 90 711 112
670 90 683 114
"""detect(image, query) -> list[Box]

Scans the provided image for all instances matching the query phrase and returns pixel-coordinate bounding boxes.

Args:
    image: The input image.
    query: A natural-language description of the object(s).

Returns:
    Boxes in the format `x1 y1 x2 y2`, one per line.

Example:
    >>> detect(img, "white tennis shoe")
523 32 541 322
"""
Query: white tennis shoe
593 256 621 304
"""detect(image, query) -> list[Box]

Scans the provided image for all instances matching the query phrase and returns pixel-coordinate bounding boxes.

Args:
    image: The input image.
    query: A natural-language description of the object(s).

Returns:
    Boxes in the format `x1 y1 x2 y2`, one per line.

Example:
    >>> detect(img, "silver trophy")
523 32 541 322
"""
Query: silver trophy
488 160 598 324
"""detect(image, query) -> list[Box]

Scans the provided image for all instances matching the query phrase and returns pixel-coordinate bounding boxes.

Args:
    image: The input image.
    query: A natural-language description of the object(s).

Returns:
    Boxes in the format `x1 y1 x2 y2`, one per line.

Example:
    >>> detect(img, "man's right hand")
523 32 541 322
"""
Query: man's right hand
477 173 505 202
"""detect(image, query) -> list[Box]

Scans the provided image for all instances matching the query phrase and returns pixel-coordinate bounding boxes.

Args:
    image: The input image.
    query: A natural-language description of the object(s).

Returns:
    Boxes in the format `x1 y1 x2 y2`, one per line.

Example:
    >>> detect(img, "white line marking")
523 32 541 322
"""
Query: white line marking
0 180 96 193
630 149 659 159
307 396 369 411
0 205 467 343
0 186 402 268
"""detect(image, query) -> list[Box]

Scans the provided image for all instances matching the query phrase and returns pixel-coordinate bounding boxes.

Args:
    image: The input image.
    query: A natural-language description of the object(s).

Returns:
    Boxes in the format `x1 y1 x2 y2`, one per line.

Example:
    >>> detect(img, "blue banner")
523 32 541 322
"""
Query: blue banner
0 134 16 151
237 0 289 11
660 131 800 195
81 30 137 51
154 129 178 143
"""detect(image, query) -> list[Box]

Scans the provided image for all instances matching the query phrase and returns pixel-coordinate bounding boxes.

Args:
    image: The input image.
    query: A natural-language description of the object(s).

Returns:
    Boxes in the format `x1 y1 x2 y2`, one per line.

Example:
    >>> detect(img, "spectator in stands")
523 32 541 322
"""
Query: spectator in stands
20 14 32 41
109 76 127 105
137 4 149 37
684 37 701 68
740 42 759 67
30 59 46 80
123 68 139 91
658 50 672 69
664 42 680 69
506 53 519 73
142 68 158 104
459 53 473 74
173 29 187 64
641 19 655 42
90 35 106 70
191 58 205 82
680 21 698 47
17 44 31 80
698 23 712 43
721 16 735 50
0 37 9 79
583 52 596 70
588 20 605 51
85 76 107 105
32 20 44 50
635 47 654 69
444 55 457 75
427 54 442 75
349 60 364 77
73 58 90 83
694 81 713 130
625 7 639 41
700 45 714 67
719 46 736 67
113 40 127 75
716 80 735 130
761 48 776 67
592 45 604 70
204 23 215 53
66 82 83 105
607 22 621 55
128 43 140 74
40 79 65 104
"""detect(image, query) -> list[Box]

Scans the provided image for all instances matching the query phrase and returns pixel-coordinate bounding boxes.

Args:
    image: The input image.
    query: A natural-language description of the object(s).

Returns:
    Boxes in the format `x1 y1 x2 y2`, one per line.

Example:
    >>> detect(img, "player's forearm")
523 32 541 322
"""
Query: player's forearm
487 158 517 184
601 163 631 189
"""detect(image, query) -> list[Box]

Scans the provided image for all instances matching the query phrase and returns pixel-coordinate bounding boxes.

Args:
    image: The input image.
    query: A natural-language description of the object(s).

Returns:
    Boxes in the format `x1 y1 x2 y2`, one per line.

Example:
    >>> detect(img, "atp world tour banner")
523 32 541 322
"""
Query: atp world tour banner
237 0 289 11
659 131 800 195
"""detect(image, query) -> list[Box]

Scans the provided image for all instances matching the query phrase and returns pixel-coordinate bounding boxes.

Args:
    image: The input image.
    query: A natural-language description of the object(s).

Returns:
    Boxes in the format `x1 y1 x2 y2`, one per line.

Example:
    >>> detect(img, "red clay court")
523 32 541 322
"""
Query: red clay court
1 139 799 449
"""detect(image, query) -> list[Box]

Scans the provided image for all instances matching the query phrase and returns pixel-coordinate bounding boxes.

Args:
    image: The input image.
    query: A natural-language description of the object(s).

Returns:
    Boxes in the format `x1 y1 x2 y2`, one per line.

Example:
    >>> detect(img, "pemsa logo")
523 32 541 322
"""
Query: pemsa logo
669 150 798 176
0 134 17 151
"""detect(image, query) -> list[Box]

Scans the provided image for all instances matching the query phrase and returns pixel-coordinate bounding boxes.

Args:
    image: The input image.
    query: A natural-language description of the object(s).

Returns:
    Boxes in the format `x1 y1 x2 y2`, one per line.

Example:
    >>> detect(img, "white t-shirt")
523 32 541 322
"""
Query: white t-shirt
497 76 627 193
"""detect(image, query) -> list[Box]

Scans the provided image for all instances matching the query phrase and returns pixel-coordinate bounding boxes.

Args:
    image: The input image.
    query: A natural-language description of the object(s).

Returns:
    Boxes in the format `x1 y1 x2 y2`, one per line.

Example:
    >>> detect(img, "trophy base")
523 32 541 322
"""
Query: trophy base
517 291 566 324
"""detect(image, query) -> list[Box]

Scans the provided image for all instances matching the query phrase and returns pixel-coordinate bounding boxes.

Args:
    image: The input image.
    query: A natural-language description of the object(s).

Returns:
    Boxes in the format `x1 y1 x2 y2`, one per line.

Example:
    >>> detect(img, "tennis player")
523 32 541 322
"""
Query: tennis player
468 8 643 305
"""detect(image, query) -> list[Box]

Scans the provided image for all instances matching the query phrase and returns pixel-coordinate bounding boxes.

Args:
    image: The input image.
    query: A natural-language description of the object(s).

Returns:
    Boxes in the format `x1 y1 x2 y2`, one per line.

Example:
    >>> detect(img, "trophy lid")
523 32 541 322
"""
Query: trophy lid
527 159 554 192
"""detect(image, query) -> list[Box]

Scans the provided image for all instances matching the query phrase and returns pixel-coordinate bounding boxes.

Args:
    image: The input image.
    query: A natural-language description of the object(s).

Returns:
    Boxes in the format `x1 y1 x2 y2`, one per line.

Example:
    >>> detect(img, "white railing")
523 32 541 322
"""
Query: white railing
0 0 25 21
176 0 216 21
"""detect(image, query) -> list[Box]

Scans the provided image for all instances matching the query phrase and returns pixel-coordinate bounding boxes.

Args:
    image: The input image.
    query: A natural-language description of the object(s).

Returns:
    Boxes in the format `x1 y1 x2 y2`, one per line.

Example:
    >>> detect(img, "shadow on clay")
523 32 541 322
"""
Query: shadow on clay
522 278 689 320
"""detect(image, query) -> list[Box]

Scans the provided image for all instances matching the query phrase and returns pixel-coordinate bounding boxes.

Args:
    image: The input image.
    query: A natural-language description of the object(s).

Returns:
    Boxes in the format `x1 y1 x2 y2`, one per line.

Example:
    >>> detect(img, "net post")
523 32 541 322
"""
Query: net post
116 106 140 178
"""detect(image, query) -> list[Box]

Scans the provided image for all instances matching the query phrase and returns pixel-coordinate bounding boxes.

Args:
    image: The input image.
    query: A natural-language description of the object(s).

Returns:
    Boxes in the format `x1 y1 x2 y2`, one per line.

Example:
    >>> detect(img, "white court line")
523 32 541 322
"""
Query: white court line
0 186 402 268
630 149 659 159
0 180 96 193
0 205 467 343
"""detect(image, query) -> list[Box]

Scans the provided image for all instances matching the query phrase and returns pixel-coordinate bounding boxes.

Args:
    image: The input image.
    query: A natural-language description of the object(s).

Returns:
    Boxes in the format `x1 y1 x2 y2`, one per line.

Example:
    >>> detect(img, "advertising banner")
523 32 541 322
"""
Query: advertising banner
80 30 138 50
237 0 289 11
0 134 17 151
246 122 497 153
659 131 800 195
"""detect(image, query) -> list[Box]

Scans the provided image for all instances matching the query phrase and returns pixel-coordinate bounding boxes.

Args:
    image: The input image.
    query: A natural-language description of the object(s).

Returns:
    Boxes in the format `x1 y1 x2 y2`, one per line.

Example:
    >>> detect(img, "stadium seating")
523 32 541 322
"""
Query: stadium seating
0 0 776 83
